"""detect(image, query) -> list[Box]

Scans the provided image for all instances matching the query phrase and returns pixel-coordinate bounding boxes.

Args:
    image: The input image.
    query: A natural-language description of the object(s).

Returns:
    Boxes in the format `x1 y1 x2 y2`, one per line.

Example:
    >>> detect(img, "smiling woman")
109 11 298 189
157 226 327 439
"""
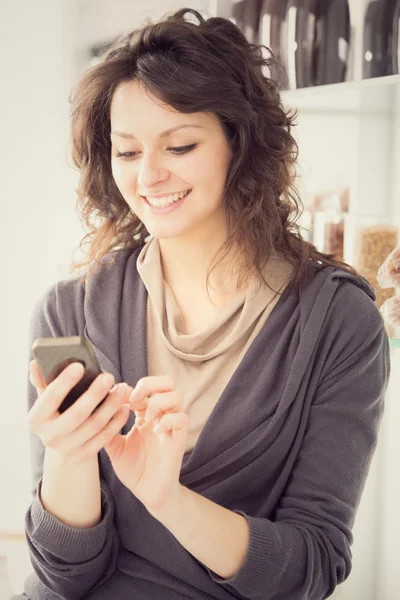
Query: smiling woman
16 6 390 600
66 7 363 298
108 81 232 245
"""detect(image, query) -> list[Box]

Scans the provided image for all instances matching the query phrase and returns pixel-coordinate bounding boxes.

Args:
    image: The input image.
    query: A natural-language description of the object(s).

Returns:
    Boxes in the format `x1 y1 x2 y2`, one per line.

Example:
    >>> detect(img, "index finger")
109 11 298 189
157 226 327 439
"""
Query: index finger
129 375 175 408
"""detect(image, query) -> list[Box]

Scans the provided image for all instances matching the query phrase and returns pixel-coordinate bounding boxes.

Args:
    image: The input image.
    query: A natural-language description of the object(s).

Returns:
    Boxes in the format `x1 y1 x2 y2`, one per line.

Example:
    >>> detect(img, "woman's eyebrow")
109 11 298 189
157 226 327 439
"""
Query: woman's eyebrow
110 124 205 140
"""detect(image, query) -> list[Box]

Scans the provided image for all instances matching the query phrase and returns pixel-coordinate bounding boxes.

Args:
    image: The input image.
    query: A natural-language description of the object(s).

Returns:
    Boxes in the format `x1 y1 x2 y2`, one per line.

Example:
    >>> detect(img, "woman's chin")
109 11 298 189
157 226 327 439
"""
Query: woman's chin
145 224 190 240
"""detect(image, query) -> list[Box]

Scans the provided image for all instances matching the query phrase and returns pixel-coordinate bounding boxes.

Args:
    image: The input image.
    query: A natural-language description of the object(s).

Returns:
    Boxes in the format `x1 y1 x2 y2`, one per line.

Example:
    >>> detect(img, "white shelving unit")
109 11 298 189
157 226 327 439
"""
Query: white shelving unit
282 75 400 256
208 0 400 226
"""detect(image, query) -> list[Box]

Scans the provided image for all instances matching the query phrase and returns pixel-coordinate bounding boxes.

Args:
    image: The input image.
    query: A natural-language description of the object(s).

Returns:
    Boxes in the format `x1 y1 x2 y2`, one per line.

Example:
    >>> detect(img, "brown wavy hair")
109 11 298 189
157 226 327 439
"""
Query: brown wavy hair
68 7 363 295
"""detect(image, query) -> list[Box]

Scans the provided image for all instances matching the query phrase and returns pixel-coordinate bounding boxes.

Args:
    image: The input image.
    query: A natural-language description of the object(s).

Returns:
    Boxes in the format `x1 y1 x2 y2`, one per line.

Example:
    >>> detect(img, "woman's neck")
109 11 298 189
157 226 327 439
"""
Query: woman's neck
158 232 243 305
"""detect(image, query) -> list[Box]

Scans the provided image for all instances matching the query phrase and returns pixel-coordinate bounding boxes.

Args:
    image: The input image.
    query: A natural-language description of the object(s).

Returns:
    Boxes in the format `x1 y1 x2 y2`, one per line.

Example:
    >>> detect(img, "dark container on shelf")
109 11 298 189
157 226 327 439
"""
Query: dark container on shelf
232 0 263 44
259 0 290 85
391 0 400 73
362 0 399 78
313 0 350 85
285 0 320 89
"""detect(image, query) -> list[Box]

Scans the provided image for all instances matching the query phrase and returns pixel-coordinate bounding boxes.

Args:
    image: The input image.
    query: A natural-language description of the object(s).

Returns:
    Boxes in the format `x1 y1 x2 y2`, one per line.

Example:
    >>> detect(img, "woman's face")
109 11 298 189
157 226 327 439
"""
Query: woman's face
110 80 233 241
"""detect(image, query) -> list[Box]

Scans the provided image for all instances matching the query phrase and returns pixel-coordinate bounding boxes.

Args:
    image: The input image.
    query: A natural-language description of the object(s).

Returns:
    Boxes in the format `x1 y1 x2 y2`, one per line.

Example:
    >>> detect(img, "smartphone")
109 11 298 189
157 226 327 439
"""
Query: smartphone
31 336 105 414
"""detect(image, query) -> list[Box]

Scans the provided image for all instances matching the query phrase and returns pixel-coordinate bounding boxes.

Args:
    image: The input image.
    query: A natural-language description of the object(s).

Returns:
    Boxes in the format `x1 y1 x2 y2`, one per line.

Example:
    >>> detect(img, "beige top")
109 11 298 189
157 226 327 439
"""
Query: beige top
137 237 293 452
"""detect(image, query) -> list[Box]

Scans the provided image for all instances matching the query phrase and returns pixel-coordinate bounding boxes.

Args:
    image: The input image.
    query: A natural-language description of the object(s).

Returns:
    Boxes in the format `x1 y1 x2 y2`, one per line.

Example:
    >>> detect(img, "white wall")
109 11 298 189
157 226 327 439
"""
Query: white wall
0 0 83 538
76 0 209 74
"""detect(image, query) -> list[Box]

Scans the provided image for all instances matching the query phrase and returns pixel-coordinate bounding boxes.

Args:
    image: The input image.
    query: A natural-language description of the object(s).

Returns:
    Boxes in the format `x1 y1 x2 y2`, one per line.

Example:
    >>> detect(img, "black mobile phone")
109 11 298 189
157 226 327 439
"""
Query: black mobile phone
31 336 104 414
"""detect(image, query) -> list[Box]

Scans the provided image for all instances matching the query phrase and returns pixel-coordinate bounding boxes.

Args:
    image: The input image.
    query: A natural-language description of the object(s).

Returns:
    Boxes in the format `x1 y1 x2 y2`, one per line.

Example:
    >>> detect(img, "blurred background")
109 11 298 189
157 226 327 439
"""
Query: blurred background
1 0 400 598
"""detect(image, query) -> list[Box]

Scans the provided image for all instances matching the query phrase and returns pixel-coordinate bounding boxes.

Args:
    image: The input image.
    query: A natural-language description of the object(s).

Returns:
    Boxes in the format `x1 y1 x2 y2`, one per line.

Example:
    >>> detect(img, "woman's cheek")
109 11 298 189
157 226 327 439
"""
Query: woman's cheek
112 163 136 195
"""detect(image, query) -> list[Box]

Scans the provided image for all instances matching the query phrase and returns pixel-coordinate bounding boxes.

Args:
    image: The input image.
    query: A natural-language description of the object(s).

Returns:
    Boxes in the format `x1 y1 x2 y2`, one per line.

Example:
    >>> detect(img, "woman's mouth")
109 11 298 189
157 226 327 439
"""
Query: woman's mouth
143 189 192 214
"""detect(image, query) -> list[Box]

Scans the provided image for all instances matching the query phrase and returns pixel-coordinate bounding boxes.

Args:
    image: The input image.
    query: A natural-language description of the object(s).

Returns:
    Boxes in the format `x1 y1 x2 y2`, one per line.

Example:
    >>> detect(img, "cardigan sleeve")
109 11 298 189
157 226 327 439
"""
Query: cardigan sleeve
205 281 390 600
23 282 120 600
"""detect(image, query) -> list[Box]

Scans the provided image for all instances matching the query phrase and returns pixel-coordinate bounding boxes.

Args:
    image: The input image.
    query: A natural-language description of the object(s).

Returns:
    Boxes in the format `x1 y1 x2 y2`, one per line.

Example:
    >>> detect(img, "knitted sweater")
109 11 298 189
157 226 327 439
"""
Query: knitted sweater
20 247 390 600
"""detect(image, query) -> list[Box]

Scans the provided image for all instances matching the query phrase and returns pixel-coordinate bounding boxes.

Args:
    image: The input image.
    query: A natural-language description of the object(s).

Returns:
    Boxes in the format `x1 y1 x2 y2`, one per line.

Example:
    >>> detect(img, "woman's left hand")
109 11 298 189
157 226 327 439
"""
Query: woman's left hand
103 376 188 513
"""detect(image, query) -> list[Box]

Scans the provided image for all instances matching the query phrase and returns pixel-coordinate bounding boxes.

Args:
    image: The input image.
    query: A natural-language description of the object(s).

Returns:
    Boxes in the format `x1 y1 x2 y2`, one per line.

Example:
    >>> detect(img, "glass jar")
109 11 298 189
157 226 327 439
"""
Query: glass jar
346 215 399 308
313 210 345 260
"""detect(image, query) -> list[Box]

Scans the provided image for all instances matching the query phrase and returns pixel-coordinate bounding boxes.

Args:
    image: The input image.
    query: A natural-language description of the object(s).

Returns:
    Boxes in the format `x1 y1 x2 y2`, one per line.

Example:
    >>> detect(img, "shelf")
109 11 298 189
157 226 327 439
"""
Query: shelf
282 74 400 100
209 1 400 111
281 74 400 113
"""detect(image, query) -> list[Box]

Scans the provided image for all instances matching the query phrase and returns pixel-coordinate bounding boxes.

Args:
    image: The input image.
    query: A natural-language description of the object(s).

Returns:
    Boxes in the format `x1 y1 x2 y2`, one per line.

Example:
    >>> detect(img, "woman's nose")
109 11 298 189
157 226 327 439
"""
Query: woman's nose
137 153 169 189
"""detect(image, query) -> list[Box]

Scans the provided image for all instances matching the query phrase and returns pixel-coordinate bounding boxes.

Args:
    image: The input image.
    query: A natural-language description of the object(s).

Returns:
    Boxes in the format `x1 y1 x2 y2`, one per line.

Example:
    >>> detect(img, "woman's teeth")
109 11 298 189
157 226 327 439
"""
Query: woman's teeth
146 189 191 208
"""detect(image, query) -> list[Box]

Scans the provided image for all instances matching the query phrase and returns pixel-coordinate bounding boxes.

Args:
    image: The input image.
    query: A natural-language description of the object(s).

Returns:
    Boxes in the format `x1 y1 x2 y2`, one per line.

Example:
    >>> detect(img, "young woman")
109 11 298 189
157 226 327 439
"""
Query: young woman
16 8 390 600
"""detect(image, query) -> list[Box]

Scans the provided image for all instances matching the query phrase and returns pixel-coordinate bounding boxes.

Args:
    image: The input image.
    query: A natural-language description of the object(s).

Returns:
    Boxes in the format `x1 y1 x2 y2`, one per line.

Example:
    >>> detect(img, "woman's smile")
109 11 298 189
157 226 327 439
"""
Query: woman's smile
143 189 192 214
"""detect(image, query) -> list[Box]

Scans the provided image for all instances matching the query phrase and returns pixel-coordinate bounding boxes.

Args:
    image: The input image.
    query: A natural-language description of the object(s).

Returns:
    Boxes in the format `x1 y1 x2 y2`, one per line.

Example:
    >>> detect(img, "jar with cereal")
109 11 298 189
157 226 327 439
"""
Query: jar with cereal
351 216 399 309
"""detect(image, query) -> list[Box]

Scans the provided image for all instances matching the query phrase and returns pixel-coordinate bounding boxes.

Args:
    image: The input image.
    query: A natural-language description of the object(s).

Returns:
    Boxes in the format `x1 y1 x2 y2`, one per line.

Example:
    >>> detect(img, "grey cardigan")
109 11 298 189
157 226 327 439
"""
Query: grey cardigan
19 246 390 600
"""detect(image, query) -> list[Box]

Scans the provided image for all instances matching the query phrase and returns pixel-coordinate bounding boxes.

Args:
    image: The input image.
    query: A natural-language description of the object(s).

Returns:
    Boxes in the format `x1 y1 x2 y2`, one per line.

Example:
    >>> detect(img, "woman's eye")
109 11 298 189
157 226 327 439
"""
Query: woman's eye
115 144 197 161
169 143 198 155
115 151 138 160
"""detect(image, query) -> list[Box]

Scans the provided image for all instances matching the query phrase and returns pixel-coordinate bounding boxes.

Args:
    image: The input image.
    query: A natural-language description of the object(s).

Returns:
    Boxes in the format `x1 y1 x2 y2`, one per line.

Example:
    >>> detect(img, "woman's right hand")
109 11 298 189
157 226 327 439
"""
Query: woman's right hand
28 359 132 463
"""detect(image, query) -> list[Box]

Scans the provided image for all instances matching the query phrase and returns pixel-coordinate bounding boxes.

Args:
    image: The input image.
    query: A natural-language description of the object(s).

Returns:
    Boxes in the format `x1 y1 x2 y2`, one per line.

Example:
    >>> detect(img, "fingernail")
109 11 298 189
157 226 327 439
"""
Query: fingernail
69 363 84 377
110 383 127 395
100 372 113 386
